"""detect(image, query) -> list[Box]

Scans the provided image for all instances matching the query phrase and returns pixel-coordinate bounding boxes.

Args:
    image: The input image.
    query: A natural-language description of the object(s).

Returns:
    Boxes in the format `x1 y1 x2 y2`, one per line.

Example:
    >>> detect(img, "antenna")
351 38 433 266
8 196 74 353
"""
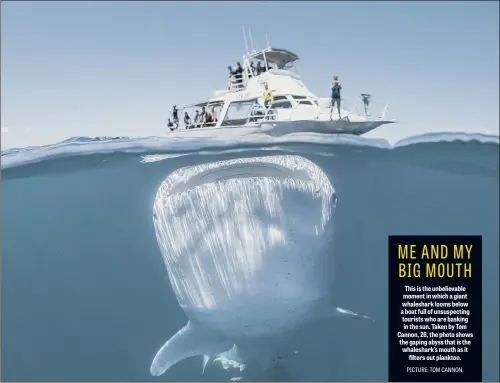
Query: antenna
265 33 270 48
242 25 249 55
248 28 255 52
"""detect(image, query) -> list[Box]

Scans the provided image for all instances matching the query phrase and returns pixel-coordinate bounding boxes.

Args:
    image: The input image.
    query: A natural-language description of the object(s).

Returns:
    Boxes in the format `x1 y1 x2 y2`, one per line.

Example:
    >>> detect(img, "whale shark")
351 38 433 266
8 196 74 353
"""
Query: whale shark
150 155 371 377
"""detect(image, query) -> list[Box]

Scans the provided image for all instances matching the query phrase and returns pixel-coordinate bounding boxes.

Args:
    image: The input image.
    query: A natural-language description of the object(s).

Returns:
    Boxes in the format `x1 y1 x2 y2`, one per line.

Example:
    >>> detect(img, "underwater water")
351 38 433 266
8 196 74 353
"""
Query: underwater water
1 132 499 382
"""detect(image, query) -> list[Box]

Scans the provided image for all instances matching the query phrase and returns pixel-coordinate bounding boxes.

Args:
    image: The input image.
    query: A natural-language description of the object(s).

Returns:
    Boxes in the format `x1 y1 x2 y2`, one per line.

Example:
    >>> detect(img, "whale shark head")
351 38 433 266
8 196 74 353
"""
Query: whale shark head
150 155 371 376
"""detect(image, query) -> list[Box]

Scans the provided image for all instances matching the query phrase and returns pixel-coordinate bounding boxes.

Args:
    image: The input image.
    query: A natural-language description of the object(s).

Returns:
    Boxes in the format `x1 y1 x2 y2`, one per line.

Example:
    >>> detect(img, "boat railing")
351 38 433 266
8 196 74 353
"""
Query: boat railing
228 73 246 92
315 97 392 122
176 96 394 131
185 121 218 130
251 105 305 124
245 96 393 126
348 97 391 121
227 68 297 93
246 103 278 125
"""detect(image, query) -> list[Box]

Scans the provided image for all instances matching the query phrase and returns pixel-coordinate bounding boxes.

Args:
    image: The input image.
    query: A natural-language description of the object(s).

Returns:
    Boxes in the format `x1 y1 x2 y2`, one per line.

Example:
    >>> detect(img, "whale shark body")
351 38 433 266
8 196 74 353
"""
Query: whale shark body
150 155 371 377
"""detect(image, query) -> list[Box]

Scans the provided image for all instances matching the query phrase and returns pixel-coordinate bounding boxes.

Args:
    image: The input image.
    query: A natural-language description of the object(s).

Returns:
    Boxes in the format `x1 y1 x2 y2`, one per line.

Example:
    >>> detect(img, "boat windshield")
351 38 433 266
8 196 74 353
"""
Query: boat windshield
221 99 258 126
250 48 299 69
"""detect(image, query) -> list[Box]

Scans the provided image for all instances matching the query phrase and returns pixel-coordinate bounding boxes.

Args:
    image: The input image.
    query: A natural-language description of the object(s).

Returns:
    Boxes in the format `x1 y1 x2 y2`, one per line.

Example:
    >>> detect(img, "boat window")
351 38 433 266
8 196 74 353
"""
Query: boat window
221 99 257 126
292 95 307 100
206 102 223 125
298 100 313 105
273 101 293 109
273 96 289 102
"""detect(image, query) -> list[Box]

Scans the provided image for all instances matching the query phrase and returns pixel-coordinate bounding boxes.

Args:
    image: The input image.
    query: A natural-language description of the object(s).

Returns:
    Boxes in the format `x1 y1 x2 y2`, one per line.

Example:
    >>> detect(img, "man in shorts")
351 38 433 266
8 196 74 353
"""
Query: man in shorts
263 84 273 109
331 76 342 120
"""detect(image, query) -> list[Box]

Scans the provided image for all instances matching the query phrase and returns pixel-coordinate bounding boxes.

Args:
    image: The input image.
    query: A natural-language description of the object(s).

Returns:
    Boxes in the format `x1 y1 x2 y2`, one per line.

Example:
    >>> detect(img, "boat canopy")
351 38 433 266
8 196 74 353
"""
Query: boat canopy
248 47 299 69
179 100 224 110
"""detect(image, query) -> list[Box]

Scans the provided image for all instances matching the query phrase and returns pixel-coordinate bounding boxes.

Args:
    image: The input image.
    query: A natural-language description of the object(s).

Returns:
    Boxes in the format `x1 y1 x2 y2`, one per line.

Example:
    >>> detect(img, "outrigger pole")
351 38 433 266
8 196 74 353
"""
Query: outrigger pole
242 25 249 56
248 28 255 53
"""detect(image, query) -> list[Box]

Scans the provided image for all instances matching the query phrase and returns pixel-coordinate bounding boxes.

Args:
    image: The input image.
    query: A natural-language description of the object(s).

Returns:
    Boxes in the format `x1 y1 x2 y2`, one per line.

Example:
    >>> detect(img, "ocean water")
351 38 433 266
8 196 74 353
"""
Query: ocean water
1 132 499 382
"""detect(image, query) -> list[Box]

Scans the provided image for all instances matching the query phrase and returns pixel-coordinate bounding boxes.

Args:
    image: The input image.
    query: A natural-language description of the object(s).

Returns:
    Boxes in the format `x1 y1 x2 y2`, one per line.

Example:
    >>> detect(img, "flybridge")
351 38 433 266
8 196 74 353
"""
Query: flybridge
240 26 300 72
175 28 301 99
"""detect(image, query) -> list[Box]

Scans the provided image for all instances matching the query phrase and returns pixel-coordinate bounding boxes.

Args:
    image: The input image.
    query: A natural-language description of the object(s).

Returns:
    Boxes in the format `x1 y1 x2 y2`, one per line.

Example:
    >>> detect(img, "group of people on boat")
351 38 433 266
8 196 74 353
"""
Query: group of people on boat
228 62 244 89
187 106 218 129
167 105 218 131
227 60 270 90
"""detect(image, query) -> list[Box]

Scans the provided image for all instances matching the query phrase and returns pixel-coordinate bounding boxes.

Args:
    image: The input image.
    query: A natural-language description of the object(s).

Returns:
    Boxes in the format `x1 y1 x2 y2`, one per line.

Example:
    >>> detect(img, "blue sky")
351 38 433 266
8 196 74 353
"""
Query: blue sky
1 1 498 148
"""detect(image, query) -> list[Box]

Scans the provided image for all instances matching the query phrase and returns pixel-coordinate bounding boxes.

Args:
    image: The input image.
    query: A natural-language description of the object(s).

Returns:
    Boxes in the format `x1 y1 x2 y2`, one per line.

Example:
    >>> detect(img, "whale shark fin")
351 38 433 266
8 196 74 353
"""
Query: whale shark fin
217 344 240 360
150 321 228 376
318 305 374 322
202 354 210 375
331 306 375 322
212 344 247 372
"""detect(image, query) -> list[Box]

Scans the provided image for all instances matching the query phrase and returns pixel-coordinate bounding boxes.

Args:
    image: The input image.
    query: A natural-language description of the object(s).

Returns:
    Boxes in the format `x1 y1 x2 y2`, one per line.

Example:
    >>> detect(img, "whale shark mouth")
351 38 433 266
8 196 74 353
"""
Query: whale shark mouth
153 155 336 312
151 155 375 377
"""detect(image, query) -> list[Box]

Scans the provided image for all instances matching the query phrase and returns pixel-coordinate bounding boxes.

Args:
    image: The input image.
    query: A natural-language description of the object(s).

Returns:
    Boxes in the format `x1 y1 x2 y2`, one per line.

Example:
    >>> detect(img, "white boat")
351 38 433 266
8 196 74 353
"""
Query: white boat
167 31 396 138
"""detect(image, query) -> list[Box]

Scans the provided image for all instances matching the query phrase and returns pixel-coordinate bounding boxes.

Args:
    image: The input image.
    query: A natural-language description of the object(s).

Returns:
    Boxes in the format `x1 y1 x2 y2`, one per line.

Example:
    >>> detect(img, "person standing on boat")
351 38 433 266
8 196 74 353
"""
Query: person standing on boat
183 112 191 129
263 84 274 110
172 105 179 126
257 62 267 75
194 110 201 127
167 118 175 131
249 61 256 77
205 111 213 124
200 107 207 127
361 93 371 115
228 66 235 89
331 76 342 119
234 62 244 86
235 62 243 75
211 106 218 124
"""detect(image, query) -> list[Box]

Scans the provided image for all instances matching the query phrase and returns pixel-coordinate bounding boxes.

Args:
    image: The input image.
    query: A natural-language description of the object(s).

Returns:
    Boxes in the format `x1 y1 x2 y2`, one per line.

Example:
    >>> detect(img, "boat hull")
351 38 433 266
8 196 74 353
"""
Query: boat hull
166 119 395 138
259 119 395 136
